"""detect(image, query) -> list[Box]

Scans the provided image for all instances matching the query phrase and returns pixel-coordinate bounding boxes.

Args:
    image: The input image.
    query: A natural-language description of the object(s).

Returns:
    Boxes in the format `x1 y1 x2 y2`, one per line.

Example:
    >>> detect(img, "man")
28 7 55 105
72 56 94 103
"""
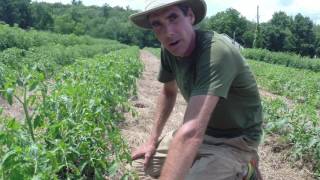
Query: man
129 0 263 179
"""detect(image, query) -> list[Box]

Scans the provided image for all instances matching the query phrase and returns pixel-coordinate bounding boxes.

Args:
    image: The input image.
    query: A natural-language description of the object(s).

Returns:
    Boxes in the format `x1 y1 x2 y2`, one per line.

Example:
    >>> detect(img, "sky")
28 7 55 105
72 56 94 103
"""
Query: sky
32 0 320 24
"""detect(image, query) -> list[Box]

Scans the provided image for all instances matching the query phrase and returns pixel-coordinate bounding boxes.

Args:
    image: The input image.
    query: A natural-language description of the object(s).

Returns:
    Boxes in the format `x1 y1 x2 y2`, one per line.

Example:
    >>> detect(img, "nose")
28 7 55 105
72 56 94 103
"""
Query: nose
164 24 175 38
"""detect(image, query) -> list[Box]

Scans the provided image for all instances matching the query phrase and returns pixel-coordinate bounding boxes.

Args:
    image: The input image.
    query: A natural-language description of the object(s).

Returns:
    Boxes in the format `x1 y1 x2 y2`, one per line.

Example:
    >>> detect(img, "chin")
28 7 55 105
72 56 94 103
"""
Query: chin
168 49 184 57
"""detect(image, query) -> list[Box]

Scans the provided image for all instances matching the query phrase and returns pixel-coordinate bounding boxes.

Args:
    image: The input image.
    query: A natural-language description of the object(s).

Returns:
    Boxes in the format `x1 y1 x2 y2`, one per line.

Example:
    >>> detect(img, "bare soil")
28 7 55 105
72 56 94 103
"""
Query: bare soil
0 96 25 120
121 50 316 180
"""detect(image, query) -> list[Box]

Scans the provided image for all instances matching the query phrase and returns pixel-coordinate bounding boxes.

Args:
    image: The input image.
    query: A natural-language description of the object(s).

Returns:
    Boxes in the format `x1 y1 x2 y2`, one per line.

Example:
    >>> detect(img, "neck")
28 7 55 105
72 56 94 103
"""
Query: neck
183 30 196 57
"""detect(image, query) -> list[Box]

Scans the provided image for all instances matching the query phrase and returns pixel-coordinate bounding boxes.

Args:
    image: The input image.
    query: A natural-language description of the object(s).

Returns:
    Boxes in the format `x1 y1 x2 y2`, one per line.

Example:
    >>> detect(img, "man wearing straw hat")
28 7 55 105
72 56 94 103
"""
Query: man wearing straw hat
129 0 263 179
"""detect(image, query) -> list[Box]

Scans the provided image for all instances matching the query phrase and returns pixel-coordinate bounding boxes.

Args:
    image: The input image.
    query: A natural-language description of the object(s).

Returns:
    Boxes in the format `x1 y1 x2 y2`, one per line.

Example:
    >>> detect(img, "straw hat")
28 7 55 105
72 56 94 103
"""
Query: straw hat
129 0 207 29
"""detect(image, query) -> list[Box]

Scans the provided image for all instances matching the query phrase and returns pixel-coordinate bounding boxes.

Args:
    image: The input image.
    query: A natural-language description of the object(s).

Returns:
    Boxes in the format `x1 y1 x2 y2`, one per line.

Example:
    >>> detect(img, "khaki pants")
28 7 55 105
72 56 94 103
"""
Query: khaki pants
132 130 261 180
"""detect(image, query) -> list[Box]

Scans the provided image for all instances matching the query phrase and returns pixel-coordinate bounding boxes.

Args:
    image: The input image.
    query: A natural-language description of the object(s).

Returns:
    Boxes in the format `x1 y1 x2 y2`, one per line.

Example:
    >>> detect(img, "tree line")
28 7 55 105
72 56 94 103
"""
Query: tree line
0 0 159 48
199 9 320 57
0 0 319 57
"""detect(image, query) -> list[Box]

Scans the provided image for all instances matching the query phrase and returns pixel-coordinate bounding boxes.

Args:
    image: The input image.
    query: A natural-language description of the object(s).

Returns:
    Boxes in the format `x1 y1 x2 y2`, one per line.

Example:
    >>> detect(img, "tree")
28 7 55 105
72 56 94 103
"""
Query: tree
208 8 249 46
261 12 293 51
0 0 33 28
102 4 111 18
290 13 316 56
243 21 256 48
270 11 291 28
315 25 320 57
54 14 75 34
30 3 54 30
71 0 82 6
196 17 210 30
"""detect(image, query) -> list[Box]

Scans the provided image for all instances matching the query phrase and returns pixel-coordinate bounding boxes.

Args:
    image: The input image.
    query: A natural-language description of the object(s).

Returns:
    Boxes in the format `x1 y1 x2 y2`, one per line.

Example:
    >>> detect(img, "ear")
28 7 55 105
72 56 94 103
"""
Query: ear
187 8 195 24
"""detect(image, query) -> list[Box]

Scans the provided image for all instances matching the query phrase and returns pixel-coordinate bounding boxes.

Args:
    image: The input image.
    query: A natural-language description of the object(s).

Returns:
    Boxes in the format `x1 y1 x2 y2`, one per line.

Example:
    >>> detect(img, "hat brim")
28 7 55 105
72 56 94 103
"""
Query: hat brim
129 0 207 29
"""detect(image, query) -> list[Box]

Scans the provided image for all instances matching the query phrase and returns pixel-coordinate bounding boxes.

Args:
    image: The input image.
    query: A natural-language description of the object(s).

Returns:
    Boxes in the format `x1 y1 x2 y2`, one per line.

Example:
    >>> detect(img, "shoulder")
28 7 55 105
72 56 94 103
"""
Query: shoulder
195 31 245 74
196 30 241 59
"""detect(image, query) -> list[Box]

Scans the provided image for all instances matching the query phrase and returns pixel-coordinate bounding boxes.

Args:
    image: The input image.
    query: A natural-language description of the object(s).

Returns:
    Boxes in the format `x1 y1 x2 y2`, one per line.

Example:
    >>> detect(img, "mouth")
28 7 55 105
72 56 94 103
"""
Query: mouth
169 40 180 47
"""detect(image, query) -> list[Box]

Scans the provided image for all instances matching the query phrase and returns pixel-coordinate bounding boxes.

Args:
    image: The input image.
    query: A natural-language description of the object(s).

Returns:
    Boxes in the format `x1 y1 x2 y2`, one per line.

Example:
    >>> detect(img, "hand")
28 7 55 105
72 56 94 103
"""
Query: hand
131 142 157 169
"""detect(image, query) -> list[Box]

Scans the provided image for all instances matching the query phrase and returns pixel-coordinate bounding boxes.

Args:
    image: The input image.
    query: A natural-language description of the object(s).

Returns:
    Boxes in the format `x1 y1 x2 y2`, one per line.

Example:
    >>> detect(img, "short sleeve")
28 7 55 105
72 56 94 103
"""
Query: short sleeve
191 41 240 99
158 48 175 83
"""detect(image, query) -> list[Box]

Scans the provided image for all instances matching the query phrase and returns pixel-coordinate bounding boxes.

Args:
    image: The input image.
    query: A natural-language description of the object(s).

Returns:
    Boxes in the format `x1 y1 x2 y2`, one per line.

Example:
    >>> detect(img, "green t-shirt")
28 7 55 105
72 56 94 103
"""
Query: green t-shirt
158 30 263 143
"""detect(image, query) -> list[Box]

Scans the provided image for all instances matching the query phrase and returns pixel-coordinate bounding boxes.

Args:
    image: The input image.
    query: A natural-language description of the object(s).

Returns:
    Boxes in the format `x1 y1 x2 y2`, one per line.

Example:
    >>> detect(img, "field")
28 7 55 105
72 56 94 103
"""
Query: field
0 25 319 179
0 24 142 179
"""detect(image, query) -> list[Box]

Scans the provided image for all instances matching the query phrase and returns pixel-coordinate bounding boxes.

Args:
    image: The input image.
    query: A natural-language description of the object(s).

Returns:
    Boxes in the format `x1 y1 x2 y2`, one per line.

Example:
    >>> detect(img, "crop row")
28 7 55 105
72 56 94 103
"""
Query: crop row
0 24 119 51
0 47 143 179
242 48 320 72
262 97 320 177
248 60 320 110
247 60 320 177
0 43 128 91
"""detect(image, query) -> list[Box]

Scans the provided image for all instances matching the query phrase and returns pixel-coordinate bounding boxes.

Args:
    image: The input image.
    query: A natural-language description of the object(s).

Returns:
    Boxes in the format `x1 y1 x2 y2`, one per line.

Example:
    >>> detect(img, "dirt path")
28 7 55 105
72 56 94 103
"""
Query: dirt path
0 96 24 120
122 50 315 180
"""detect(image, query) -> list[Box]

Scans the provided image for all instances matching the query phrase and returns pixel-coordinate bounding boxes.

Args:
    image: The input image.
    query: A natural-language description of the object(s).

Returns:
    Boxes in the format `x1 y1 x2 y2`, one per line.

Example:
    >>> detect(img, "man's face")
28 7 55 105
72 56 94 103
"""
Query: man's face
148 5 195 57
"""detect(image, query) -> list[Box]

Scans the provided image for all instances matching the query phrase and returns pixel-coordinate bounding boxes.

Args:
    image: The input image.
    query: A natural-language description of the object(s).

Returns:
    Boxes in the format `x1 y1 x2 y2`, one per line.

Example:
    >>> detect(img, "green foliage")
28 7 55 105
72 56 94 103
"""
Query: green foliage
30 3 54 30
0 0 33 28
0 63 6 89
248 60 320 177
0 25 140 178
262 98 320 177
202 10 318 57
270 12 292 28
0 24 123 51
290 14 316 56
249 59 320 109
207 8 249 46
0 48 29 70
261 23 293 51
1 0 319 55
253 23 263 49
0 24 128 82
242 48 320 72
0 47 142 179
250 61 320 111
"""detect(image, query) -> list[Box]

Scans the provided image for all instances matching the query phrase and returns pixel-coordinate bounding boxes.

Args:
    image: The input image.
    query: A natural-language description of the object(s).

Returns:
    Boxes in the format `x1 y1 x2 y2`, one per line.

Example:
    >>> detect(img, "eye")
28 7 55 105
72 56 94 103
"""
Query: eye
168 13 178 22
151 21 161 28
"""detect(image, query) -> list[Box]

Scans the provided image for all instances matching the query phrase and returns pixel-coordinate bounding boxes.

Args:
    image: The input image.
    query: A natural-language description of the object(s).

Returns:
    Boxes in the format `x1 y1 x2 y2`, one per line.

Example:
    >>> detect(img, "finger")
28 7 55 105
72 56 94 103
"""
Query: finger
143 152 152 169
132 150 144 160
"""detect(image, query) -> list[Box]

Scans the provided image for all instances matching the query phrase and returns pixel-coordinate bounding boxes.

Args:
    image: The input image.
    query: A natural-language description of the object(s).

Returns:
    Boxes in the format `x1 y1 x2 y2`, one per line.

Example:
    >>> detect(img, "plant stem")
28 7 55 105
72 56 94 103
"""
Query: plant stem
23 85 35 142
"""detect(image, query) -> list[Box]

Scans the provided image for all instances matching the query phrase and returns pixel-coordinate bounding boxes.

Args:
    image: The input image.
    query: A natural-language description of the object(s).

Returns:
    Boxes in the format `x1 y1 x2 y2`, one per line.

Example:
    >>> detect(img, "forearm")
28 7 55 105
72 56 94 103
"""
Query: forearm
160 95 219 179
160 121 203 180
148 85 177 144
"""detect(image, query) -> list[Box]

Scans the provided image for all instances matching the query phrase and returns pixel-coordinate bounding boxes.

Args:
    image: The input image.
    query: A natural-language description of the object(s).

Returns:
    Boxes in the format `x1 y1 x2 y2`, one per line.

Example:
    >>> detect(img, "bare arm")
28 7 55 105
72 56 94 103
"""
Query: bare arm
132 80 178 166
160 95 219 180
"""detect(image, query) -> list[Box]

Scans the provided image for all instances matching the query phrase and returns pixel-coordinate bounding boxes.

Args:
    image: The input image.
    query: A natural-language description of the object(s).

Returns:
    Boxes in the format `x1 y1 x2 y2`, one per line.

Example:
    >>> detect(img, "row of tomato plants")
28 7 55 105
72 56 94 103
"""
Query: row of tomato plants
0 24 120 51
248 60 320 113
0 47 143 179
0 25 137 179
0 43 128 90
242 48 320 72
0 24 128 93
261 97 320 177
247 60 320 178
